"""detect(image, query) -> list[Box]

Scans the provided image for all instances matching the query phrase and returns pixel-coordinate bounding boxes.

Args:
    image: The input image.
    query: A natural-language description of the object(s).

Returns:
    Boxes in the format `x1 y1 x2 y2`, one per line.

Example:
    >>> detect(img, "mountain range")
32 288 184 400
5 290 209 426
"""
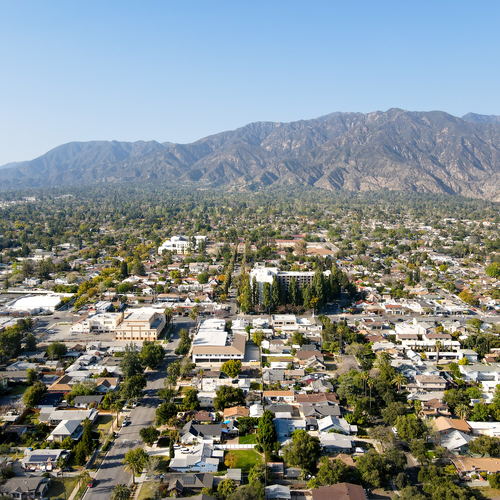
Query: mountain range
2 109 500 200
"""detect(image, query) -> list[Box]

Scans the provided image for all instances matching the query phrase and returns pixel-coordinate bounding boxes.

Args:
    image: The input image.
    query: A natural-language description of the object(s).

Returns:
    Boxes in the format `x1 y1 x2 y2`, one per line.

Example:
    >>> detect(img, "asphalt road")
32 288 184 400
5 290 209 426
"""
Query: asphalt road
84 320 191 500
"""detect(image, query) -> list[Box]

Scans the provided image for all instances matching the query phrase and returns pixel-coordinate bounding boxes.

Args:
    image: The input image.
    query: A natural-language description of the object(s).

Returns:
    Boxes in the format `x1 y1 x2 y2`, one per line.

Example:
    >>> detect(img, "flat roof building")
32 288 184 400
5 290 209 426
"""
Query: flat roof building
114 308 166 341
192 318 246 364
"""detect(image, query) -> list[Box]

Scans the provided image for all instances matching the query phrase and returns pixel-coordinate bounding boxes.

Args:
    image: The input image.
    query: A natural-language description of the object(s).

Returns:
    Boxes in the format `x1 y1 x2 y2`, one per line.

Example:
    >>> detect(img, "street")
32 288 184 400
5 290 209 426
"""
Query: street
83 320 190 500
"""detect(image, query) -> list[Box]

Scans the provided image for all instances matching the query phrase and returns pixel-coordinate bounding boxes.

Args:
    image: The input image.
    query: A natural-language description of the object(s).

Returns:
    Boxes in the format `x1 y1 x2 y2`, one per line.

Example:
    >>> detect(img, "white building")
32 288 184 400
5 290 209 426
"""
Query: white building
7 294 63 314
192 318 246 364
158 235 207 255
70 313 124 335
249 266 330 304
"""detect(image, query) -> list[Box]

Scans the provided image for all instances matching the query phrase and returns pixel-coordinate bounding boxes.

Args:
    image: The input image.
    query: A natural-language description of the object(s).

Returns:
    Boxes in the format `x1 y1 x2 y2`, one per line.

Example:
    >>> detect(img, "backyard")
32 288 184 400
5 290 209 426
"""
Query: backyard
225 449 261 473
46 476 78 499
239 434 257 445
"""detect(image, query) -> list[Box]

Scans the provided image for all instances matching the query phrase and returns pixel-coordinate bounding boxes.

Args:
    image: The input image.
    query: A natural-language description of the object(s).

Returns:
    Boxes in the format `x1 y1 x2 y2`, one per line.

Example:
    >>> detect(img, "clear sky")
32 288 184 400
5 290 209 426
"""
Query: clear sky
0 0 499 165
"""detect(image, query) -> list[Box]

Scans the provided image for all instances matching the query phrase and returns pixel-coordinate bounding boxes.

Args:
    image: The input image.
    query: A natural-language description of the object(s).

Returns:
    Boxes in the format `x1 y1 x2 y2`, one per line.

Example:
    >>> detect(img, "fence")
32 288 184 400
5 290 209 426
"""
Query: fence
214 444 255 450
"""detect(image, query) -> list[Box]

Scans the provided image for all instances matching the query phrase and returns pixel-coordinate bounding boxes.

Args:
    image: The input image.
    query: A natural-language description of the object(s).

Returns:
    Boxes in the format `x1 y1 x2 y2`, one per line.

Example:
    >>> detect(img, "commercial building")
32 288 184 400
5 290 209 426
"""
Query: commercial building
114 308 166 341
7 294 63 314
249 266 330 304
192 318 246 364
158 235 207 255
70 312 123 335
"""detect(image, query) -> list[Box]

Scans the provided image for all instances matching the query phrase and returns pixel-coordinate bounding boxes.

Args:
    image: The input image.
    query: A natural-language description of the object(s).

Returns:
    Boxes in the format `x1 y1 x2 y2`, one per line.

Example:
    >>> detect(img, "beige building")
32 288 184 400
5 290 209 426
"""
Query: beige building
114 308 166 341
192 318 246 364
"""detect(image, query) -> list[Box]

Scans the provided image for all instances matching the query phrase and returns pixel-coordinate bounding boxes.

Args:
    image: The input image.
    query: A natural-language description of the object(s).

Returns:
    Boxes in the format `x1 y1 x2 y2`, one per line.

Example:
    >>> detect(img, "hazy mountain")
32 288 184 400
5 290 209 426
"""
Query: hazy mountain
2 110 500 200
462 112 500 124
0 161 21 170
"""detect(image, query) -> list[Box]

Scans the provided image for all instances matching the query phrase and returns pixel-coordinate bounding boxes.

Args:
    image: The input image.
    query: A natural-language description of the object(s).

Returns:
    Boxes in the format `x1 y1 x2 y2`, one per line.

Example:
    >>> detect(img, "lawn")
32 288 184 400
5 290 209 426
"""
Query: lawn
137 482 155 500
9 384 28 396
239 434 257 445
94 414 114 433
250 382 262 390
46 476 78 499
226 450 261 473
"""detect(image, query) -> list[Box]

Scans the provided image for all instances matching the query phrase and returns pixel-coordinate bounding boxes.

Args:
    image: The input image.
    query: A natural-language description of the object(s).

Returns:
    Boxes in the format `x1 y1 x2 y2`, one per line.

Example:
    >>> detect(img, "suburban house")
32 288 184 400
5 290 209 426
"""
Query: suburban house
169 443 223 473
263 391 295 404
433 417 472 436
167 473 214 497
22 449 69 471
180 422 223 444
318 434 354 454
459 364 500 392
0 477 50 500
414 375 447 392
311 483 367 500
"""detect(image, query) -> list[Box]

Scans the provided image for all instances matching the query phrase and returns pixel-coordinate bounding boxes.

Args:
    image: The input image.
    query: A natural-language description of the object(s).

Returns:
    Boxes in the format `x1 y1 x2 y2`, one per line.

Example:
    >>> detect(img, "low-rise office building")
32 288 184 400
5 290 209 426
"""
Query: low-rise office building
114 308 166 341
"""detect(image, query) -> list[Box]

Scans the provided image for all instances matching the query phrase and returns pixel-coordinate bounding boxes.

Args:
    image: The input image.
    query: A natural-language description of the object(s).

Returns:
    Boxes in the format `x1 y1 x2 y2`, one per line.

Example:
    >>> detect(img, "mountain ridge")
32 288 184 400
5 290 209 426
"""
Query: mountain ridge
2 109 500 200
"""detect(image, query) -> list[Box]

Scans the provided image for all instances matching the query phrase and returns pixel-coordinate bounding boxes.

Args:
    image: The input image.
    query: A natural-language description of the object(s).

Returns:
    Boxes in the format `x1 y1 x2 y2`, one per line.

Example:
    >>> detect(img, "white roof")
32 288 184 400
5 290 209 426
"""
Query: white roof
8 294 61 311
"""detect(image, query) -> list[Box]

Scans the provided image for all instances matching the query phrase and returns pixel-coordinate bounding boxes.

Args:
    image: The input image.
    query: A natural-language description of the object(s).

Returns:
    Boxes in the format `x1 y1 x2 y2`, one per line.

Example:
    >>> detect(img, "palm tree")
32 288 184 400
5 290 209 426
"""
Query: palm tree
361 371 369 397
392 373 408 393
77 470 91 492
123 448 148 485
111 484 131 500
435 341 442 365
111 401 123 431
455 403 470 420
367 378 374 409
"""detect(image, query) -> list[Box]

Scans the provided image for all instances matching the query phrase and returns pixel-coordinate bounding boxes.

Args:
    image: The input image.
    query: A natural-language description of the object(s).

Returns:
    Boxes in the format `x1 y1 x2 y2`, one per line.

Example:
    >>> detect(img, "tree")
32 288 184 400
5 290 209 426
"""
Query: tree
140 342 165 369
355 451 389 488
291 331 305 347
111 401 124 431
120 260 129 278
263 282 271 313
225 452 238 469
455 403 471 420
253 330 264 346
139 426 160 446
283 430 320 473
409 439 430 465
228 482 265 500
26 368 37 385
0 329 22 359
123 448 148 484
197 271 209 284
310 457 351 487
214 386 245 411
257 410 278 459
74 441 87 466
469 435 500 456
23 381 46 407
46 341 67 360
77 470 91 492
183 388 200 411
382 402 407 426
294 240 307 256
489 472 500 489
221 359 242 378
81 418 94 457
384 447 408 473
121 374 147 400
392 373 407 393
120 343 144 378
25 333 37 352
396 415 424 442
111 484 130 500
156 402 178 425
218 479 236 500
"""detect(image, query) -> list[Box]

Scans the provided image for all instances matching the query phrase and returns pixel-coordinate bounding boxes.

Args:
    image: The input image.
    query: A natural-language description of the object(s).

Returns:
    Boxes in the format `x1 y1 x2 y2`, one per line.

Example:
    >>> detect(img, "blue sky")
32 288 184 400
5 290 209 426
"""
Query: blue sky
0 0 499 165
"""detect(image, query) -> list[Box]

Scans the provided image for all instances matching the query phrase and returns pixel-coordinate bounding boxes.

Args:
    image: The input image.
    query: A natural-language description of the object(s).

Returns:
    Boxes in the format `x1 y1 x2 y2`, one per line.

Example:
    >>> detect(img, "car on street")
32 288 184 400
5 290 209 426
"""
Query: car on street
88 478 96 488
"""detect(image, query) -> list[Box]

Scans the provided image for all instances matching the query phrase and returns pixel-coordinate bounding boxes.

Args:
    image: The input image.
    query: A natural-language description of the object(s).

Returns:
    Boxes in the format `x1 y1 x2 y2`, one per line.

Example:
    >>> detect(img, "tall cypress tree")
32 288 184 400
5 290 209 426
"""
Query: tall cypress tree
272 276 280 310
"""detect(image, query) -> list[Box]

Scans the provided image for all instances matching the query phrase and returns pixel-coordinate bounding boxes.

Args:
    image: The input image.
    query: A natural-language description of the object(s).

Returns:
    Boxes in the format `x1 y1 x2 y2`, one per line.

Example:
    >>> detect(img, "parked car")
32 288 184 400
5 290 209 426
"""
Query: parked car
88 478 96 488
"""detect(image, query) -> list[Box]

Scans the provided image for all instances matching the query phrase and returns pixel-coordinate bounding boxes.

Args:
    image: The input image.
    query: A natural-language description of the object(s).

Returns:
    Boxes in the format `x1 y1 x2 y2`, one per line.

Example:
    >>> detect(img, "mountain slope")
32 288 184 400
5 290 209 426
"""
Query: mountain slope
2 109 500 200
